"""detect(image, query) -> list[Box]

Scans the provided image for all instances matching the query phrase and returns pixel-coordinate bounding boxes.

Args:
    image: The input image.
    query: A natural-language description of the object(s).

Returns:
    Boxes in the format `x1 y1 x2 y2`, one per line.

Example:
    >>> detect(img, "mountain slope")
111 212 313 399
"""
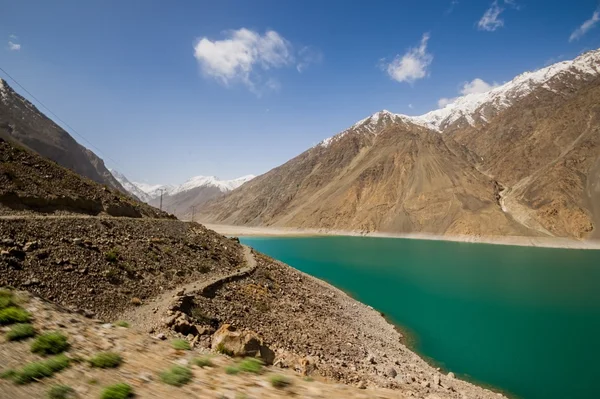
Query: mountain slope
201 49 600 239
0 137 171 218
200 114 529 236
0 79 126 193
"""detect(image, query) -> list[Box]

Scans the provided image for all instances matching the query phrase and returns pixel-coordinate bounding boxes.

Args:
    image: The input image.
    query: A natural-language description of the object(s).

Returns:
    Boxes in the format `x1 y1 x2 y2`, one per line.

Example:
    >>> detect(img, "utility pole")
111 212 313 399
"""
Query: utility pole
191 205 196 223
158 188 165 211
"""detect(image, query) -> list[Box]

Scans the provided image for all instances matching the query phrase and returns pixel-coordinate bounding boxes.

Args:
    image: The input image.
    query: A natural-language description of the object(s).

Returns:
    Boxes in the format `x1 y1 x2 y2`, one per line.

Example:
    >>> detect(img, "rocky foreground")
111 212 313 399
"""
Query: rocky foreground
1 217 507 398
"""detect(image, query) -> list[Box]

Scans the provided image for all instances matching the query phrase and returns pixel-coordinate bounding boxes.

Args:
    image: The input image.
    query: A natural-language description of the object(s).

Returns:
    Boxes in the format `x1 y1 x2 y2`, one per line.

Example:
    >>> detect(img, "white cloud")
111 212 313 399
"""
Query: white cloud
8 41 21 51
408 103 414 109
460 78 499 95
296 46 323 72
193 28 294 92
569 9 600 42
9 34 17 39
437 78 499 108
385 33 433 83
438 97 455 108
478 1 504 31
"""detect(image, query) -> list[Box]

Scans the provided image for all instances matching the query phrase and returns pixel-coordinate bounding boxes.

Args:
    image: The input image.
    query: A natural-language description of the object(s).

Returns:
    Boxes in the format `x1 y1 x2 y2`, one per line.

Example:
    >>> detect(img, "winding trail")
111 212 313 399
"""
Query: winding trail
119 245 257 333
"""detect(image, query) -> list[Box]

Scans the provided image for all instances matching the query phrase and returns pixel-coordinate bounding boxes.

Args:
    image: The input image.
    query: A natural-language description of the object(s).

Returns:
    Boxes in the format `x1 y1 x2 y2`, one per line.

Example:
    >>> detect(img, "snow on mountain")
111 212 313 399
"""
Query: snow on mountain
169 175 255 196
109 169 153 202
318 49 600 147
415 49 600 131
110 169 255 205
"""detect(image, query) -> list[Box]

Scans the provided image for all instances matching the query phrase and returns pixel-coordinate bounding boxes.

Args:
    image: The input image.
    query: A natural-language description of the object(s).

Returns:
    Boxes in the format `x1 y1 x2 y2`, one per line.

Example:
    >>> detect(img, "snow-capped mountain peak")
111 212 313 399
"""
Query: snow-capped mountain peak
318 48 600 148
170 175 256 195
414 49 600 131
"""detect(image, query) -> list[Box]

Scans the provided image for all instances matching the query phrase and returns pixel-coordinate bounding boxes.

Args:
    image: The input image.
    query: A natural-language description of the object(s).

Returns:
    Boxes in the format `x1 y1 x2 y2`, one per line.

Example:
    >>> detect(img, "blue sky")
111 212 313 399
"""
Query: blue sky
1 0 599 184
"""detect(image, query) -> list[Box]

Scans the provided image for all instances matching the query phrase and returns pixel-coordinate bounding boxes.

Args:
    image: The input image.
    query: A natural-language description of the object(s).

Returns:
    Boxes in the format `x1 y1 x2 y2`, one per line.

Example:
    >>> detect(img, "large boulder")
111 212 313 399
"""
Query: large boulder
211 324 275 365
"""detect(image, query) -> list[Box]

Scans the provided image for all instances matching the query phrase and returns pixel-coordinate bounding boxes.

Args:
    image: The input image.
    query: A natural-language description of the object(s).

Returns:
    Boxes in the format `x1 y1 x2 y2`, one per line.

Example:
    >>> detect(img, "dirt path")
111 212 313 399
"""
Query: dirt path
120 245 257 333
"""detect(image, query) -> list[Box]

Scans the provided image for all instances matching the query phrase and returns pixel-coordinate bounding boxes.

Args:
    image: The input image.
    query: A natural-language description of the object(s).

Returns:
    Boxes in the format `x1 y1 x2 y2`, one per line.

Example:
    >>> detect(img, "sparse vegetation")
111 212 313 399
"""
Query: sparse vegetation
31 331 69 355
160 365 193 386
48 384 75 399
193 356 214 368
171 339 191 350
0 369 17 380
114 320 130 328
100 383 133 399
239 357 263 374
6 323 36 341
0 290 15 309
225 365 240 375
104 249 119 263
0 306 31 325
9 355 70 384
89 352 122 368
269 374 291 389
215 342 234 356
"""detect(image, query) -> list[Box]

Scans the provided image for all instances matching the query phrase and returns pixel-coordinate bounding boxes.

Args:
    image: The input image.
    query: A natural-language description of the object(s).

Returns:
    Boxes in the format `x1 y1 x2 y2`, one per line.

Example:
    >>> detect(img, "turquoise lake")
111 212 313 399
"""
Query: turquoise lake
240 236 600 399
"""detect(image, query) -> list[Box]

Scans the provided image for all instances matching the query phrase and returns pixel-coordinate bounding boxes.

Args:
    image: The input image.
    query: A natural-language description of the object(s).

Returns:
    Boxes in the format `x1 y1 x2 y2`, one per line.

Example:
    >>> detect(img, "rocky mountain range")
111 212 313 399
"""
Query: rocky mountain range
111 170 254 218
0 79 126 194
200 49 600 240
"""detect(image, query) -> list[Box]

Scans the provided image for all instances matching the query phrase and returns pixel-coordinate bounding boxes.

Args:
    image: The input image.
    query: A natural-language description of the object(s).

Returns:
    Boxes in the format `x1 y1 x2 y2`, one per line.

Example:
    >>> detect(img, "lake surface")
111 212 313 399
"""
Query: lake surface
240 236 600 399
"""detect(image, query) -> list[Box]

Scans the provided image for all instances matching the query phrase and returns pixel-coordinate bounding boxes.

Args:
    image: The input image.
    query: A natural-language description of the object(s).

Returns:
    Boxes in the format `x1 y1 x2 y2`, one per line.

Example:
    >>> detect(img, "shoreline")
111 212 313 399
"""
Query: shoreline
202 223 600 250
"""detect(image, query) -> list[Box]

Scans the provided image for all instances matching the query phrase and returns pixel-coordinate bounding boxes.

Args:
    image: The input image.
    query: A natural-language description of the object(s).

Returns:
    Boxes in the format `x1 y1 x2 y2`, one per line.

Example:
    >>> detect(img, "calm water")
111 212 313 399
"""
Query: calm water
240 236 600 399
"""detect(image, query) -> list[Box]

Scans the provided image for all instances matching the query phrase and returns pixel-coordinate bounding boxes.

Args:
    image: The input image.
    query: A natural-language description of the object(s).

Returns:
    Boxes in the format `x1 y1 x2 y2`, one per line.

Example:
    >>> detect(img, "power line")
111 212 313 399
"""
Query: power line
0 65 124 169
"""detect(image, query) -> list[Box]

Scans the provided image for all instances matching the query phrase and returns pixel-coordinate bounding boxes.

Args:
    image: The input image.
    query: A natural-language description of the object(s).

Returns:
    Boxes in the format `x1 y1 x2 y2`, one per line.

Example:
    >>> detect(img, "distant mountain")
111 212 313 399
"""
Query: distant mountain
110 170 255 218
201 49 600 239
0 79 126 193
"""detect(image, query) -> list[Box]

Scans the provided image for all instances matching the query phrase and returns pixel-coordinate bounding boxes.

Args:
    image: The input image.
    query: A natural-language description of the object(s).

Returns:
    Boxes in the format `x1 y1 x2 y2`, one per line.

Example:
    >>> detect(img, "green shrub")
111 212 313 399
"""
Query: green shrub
160 365 193 386
0 292 15 309
239 358 263 374
47 384 75 399
215 342 234 356
114 320 130 328
31 332 69 355
0 369 16 379
225 365 240 375
171 339 191 350
11 355 70 384
269 374 291 389
105 250 118 263
193 356 214 368
100 383 133 399
89 352 122 368
0 307 31 325
6 323 36 341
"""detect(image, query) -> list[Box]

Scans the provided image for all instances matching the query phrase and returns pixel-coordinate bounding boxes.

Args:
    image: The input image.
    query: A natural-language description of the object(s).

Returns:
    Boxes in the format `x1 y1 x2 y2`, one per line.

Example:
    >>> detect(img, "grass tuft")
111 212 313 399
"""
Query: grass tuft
31 332 69 355
114 320 130 328
89 352 122 368
100 383 133 399
47 384 75 399
171 339 191 350
239 358 263 374
225 365 240 375
11 355 70 385
104 250 118 263
0 307 31 325
269 374 291 389
193 356 214 368
6 323 36 341
160 365 193 386
215 342 234 356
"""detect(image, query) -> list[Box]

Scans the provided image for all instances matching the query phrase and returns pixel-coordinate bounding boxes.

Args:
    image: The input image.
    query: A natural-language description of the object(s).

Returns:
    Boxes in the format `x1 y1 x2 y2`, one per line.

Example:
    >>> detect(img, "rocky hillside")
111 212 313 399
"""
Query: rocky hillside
201 49 600 240
0 138 171 218
0 79 126 193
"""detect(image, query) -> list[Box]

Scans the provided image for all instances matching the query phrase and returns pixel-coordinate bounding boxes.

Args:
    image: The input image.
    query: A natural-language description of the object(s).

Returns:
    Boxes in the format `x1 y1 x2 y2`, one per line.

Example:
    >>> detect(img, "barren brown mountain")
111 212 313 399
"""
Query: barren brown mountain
0 79 126 194
200 49 600 240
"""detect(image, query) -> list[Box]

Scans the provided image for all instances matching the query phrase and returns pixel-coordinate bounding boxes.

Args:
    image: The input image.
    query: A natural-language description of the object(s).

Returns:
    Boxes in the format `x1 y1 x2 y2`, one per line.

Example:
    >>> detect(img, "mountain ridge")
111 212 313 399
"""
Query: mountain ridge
201 48 600 240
